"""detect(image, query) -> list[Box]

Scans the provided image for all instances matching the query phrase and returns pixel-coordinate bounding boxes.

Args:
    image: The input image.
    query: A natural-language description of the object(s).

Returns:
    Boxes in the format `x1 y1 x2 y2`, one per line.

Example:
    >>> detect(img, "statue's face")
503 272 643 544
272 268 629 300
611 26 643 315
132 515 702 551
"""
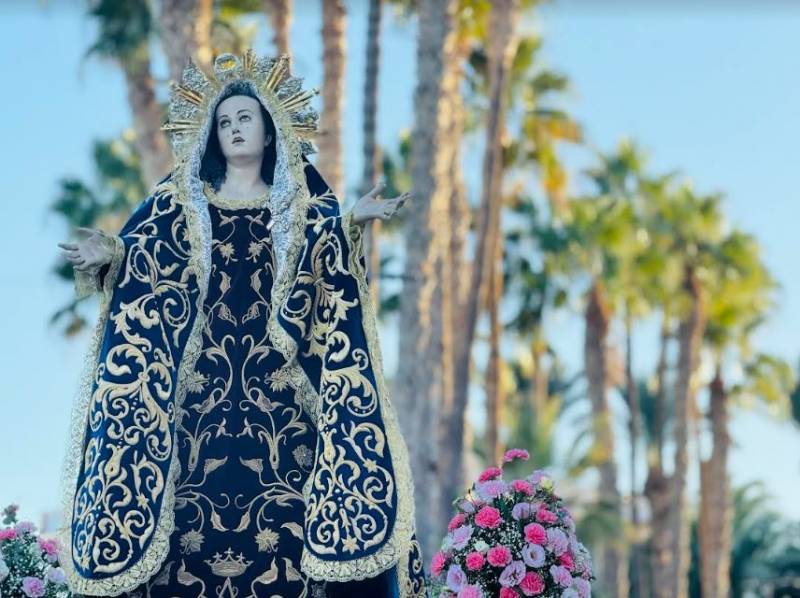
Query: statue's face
214 95 270 162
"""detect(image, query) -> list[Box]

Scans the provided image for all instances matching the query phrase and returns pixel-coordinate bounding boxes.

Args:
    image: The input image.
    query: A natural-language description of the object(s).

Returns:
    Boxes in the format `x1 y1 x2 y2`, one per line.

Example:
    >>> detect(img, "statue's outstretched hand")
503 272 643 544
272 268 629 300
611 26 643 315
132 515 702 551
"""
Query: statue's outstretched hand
57 227 115 272
351 180 411 225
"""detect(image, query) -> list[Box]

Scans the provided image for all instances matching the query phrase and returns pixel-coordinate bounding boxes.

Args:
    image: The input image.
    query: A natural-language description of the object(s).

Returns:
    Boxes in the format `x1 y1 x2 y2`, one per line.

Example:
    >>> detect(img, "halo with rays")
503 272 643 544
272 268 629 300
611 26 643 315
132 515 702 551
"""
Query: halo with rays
161 50 320 160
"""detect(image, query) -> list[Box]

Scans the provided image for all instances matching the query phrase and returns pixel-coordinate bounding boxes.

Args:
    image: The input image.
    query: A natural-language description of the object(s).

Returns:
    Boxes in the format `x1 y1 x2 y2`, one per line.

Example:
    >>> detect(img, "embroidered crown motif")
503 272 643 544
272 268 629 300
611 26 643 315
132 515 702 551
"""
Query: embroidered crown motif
161 50 320 160
204 547 253 577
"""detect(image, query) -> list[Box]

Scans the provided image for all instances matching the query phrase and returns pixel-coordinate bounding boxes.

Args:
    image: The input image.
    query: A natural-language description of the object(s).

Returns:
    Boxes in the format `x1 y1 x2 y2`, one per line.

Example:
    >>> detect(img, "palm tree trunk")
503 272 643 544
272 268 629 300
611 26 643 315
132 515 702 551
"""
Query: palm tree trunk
318 0 346 198
121 46 172 188
159 0 214 82
585 279 628 598
669 265 705 598
360 0 383 306
645 315 673 598
396 0 457 561
624 308 643 598
699 366 732 598
437 37 472 528
452 0 519 479
263 0 293 57
485 232 503 464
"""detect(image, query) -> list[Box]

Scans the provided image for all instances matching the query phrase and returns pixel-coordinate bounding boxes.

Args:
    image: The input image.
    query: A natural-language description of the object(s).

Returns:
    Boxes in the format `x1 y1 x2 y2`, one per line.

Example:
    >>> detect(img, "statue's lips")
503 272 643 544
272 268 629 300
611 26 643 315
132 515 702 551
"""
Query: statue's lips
233 137 245 144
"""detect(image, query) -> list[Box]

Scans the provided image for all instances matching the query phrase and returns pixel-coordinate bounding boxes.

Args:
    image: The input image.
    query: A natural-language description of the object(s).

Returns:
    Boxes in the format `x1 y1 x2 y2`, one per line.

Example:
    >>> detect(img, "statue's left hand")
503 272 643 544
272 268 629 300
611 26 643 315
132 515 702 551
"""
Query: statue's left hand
351 180 411 225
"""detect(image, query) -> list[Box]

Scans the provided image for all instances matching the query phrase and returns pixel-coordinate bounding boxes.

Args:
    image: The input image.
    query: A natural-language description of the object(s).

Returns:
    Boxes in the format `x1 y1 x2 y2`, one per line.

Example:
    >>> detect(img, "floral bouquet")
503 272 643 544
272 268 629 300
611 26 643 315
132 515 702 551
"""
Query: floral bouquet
429 449 593 598
0 504 71 598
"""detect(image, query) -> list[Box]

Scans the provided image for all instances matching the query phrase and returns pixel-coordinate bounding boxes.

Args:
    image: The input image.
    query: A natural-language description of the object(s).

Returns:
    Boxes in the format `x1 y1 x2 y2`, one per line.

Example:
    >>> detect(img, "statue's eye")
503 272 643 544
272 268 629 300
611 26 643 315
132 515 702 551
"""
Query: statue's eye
219 119 229 128
241 114 251 122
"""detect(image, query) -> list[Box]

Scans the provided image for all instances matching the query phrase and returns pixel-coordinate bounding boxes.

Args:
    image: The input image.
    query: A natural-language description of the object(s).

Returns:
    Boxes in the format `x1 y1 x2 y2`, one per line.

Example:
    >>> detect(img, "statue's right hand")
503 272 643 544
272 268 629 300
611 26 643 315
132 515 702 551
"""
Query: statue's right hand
57 227 115 271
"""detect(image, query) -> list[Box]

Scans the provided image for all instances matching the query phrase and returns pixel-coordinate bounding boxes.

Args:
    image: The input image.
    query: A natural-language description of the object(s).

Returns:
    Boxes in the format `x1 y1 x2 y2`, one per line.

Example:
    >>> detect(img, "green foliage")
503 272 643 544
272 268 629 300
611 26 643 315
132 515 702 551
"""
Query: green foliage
50 133 146 335
85 0 152 60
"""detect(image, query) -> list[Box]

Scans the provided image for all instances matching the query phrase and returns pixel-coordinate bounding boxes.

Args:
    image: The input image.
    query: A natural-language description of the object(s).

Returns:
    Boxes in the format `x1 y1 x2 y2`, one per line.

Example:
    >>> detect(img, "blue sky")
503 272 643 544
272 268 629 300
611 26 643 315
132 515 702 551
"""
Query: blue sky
1 2 798 528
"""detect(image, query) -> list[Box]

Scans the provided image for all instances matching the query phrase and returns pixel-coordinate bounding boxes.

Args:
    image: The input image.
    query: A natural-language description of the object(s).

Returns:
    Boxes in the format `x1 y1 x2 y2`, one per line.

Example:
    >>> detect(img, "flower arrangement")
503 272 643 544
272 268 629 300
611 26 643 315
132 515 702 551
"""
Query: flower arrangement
429 449 593 598
0 504 71 597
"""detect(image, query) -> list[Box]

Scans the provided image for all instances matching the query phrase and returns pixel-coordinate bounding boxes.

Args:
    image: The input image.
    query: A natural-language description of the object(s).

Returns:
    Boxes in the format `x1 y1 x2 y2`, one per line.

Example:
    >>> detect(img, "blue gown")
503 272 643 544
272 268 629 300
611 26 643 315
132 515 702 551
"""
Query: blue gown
118 190 398 598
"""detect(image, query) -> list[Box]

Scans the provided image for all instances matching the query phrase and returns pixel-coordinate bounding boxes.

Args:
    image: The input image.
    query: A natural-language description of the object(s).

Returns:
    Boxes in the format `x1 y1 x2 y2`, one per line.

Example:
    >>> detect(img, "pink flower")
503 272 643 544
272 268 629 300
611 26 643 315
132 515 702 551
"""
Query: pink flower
21 576 46 598
519 571 546 596
510 480 534 495
499 560 527 587
475 506 503 529
465 551 485 571
524 522 547 545
500 589 519 598
457 584 483 598
550 564 573 588
487 545 512 567
450 524 474 550
0 528 18 541
478 466 502 482
512 502 533 521
535 507 558 524
503 448 530 463
38 537 60 557
431 551 448 577
446 564 467 592
448 513 467 531
476 480 508 500
573 577 592 598
559 551 575 571
15 521 36 534
546 528 569 556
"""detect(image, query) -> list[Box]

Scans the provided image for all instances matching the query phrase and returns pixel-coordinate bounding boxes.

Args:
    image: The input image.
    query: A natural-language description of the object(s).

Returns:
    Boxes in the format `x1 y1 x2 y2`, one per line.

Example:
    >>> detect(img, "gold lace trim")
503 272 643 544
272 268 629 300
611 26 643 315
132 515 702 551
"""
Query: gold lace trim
204 182 272 210
297 210 422 596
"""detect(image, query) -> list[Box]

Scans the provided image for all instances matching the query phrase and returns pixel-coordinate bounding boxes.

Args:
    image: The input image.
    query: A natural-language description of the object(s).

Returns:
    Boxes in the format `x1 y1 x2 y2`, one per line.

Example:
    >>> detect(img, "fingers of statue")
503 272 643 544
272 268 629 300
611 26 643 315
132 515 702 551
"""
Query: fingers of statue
76 226 99 236
58 242 78 251
368 179 386 199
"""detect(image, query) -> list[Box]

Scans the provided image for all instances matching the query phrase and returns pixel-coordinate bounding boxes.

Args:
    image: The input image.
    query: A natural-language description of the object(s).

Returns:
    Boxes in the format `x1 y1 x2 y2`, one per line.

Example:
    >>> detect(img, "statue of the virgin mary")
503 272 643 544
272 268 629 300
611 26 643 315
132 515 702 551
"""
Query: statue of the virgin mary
56 51 427 598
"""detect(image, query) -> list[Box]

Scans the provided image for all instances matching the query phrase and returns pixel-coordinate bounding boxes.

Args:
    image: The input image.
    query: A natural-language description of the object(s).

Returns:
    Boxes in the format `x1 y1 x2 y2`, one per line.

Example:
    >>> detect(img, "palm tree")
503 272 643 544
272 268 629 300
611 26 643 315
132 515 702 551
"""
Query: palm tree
317 0 347 198
359 0 384 305
86 0 171 188
262 0 292 56
395 0 458 560
697 229 786 598
159 0 214 82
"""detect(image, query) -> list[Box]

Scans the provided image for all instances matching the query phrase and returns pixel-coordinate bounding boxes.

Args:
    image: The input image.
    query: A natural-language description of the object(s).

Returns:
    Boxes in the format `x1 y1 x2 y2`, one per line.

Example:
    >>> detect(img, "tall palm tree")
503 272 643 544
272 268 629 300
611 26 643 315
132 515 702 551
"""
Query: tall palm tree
360 0 384 305
460 0 521 466
697 228 793 597
262 0 292 56
317 0 347 198
159 0 214 82
86 0 171 187
395 0 458 560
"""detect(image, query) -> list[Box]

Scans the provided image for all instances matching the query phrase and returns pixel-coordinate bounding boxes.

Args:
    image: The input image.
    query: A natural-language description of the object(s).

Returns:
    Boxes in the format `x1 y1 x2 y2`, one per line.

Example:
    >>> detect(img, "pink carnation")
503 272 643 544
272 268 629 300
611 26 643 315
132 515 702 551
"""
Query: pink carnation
38 537 60 557
448 513 467 531
524 522 547 545
21 577 46 598
457 585 483 598
487 545 512 567
465 551 485 571
519 571 546 596
535 506 558 524
478 466 503 482
499 588 519 598
510 479 534 495
474 506 503 529
431 551 448 577
0 528 18 541
503 448 530 463
559 551 575 571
